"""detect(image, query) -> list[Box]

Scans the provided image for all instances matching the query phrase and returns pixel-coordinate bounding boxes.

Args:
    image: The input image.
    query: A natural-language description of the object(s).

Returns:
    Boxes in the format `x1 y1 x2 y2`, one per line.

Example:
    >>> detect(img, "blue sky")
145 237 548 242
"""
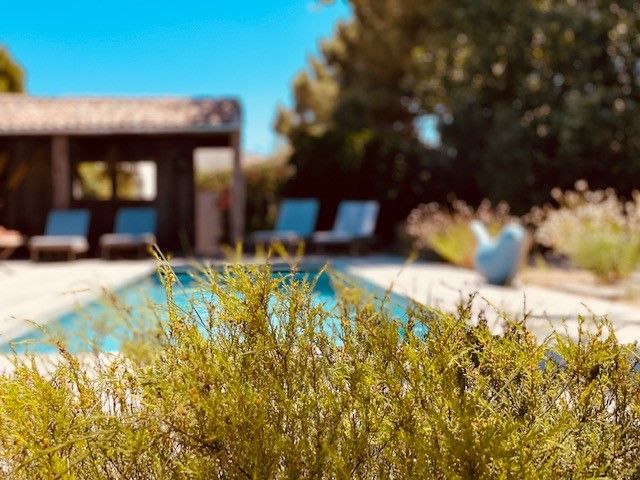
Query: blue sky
0 1 351 154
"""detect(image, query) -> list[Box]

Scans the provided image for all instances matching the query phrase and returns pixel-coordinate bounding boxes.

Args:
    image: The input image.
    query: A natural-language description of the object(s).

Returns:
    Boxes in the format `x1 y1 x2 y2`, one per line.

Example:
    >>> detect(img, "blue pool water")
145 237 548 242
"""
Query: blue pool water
3 269 411 354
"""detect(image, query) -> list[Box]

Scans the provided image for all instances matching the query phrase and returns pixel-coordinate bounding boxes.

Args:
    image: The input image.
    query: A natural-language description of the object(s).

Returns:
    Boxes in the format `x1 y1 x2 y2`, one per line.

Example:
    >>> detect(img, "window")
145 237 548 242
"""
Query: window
73 160 157 201
115 161 157 201
73 161 112 200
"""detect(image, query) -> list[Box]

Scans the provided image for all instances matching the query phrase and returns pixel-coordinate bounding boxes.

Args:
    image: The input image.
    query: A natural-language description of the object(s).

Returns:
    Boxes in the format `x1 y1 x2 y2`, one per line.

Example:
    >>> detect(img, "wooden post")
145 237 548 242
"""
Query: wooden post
51 136 70 209
229 130 245 245
195 190 222 256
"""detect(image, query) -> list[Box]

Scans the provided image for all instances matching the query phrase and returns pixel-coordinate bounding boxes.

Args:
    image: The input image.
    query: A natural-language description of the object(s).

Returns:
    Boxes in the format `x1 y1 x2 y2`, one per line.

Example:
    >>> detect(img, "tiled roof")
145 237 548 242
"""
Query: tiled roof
0 94 241 135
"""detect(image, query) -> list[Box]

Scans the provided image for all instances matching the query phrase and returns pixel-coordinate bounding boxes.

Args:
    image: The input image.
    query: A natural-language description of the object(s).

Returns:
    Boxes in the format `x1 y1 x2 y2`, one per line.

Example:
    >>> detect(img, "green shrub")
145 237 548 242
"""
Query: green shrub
532 181 640 282
406 199 513 267
1 262 640 478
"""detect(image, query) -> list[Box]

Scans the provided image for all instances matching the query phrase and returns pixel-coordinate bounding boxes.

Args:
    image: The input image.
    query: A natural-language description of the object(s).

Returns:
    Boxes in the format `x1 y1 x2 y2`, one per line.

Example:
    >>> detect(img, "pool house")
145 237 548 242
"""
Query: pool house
0 94 245 254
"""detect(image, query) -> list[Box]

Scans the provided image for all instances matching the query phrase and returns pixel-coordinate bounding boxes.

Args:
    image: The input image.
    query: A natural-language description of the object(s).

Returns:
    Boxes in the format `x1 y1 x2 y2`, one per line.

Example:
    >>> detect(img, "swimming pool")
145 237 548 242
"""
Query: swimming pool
3 268 411 354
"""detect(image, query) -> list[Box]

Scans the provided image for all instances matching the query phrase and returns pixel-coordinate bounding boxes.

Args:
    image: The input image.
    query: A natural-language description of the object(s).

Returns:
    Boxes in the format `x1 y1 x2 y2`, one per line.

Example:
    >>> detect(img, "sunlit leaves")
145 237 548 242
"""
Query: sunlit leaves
1 262 640 476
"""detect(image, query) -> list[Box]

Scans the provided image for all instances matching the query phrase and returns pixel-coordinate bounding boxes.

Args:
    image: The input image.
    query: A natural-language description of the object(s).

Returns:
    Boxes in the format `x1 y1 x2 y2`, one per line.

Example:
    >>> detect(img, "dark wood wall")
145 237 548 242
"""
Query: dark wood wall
69 134 230 254
0 137 52 236
0 133 231 255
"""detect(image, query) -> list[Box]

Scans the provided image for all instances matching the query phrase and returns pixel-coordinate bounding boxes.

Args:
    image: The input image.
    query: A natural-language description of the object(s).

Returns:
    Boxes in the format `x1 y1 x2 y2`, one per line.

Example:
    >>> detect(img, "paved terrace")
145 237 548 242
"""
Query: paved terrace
0 259 155 342
1 256 640 350
341 257 640 343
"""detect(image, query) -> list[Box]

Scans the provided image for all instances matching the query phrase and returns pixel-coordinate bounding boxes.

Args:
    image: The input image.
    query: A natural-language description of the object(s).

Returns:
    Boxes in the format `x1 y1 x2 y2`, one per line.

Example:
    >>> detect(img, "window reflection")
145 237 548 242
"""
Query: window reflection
73 161 112 200
115 161 157 201
73 160 157 201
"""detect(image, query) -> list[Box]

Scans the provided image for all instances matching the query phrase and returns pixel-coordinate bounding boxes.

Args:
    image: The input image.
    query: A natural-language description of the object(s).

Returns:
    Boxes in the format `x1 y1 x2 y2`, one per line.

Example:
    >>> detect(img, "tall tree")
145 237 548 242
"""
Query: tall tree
278 0 640 233
410 0 640 211
275 3 444 240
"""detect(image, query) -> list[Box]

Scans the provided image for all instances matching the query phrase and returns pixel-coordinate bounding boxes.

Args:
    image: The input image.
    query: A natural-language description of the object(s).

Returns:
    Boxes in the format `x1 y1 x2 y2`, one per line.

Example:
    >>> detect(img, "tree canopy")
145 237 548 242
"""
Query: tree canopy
276 3 442 239
415 0 640 211
277 0 640 234
0 46 24 92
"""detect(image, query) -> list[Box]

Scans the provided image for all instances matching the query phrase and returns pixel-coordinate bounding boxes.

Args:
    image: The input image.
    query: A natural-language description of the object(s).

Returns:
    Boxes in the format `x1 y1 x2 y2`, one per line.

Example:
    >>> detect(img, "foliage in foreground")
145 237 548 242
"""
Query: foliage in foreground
406 199 513 267
531 181 640 282
1 263 640 478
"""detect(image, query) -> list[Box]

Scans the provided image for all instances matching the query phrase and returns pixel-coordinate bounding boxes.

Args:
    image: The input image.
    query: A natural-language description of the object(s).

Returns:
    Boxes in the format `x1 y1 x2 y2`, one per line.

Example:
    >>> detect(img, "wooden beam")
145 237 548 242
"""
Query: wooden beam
229 131 245 245
51 136 70 209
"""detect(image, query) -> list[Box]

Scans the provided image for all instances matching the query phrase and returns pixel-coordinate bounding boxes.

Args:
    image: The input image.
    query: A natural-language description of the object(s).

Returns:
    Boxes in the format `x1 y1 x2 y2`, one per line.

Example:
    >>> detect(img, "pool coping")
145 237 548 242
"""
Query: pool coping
0 261 157 343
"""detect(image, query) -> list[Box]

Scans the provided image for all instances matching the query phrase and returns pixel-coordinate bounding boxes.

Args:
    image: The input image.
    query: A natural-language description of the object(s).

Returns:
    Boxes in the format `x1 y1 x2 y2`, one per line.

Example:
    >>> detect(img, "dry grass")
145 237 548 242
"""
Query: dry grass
520 259 640 306
529 181 640 282
406 199 514 268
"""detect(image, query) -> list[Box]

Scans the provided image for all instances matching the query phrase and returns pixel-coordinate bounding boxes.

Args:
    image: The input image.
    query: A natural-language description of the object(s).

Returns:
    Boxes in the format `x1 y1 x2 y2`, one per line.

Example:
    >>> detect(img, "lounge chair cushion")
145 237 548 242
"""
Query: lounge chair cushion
249 199 319 246
45 210 90 237
29 235 89 253
249 230 303 244
312 231 363 244
100 233 156 248
274 199 319 237
114 208 157 235
332 201 379 237
312 201 380 245
0 233 23 248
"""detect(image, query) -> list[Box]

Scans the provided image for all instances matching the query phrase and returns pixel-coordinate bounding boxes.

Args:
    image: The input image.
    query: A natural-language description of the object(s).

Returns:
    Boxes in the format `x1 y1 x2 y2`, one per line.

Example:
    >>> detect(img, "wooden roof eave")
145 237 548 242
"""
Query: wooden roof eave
0 122 241 137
